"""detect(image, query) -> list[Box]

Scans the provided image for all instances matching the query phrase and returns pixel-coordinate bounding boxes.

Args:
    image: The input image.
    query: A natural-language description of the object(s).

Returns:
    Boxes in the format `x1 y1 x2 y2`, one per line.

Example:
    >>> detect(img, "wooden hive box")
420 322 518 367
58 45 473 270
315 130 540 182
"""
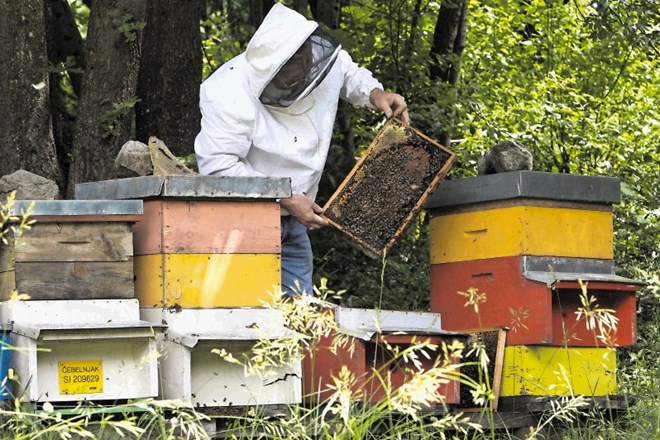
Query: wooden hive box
1 324 11 400
75 176 291 308
322 118 455 256
1 299 160 403
499 345 617 397
0 200 142 301
430 256 641 346
302 307 467 406
425 172 643 347
140 307 302 408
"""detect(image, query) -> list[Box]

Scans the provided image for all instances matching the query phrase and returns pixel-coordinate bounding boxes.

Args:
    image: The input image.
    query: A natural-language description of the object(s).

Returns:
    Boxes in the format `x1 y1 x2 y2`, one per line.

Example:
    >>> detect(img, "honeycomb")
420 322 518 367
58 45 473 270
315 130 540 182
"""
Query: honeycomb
322 118 455 256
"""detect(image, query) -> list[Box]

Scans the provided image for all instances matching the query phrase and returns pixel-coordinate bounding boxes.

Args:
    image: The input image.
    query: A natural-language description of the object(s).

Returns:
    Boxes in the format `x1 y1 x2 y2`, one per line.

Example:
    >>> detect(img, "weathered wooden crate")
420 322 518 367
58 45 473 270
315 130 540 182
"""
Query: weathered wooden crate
499 346 617 397
0 200 142 301
303 307 467 405
1 299 160 403
75 176 290 308
141 307 302 408
430 256 641 346
322 118 455 256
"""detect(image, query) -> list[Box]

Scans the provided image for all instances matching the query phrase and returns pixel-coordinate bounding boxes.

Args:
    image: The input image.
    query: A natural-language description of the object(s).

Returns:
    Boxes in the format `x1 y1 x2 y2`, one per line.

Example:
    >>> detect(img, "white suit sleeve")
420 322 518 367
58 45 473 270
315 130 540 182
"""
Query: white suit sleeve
337 50 383 108
194 88 264 177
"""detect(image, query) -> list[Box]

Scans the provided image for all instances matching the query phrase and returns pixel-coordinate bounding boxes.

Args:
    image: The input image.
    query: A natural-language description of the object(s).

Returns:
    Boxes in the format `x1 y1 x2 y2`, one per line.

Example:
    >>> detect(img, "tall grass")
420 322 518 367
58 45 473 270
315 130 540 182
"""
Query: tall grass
1 192 658 438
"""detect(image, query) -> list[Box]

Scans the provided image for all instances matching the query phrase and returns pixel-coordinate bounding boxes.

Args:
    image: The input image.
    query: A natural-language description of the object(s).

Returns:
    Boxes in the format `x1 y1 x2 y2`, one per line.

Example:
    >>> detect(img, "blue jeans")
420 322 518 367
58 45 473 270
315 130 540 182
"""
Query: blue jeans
280 216 313 296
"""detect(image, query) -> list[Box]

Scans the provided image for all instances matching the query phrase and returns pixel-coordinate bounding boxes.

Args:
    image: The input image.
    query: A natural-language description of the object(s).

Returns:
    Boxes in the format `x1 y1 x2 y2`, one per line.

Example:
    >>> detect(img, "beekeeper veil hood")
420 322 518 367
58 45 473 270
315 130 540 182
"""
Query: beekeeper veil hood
245 4 342 108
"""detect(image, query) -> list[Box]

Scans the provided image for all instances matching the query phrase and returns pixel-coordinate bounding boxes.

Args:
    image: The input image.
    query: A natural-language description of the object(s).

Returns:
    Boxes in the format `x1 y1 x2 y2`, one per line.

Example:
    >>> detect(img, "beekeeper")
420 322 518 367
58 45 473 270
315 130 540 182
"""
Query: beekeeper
195 3 409 296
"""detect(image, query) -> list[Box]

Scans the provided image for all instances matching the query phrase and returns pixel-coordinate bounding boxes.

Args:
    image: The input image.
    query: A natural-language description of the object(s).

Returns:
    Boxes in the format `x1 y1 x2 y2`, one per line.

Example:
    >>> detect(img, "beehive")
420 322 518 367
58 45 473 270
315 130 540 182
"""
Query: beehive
0 200 142 301
1 324 11 400
499 346 617 397
1 299 160 403
141 307 302 407
303 307 466 405
425 172 643 347
75 175 290 308
323 118 455 256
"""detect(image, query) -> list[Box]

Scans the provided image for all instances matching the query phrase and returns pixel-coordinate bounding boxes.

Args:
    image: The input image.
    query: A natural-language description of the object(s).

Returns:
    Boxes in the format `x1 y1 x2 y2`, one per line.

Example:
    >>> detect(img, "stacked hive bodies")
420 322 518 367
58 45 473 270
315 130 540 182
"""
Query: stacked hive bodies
0 200 159 403
303 307 467 406
425 171 643 401
75 175 302 408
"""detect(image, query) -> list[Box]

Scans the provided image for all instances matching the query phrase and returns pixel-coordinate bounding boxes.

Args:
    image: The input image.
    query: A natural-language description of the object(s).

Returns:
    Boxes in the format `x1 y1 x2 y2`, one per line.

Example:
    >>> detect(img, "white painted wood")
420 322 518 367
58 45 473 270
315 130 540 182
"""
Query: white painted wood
140 307 291 340
11 332 158 402
334 307 444 340
1 299 141 325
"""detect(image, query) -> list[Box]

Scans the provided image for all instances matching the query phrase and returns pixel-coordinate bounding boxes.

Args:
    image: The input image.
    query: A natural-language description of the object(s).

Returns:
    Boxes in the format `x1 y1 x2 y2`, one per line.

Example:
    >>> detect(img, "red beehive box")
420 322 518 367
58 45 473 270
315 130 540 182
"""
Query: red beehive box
302 308 467 405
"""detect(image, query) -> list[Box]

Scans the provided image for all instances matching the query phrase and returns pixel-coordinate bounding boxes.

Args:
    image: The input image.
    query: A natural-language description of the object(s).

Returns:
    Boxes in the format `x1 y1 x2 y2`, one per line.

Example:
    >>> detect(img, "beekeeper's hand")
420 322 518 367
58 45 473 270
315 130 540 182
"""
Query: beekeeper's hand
370 88 410 125
280 194 329 231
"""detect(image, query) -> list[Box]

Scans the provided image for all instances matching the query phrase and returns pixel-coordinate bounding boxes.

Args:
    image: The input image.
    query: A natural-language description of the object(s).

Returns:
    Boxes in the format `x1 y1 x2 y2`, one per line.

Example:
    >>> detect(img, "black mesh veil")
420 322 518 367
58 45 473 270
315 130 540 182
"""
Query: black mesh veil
260 28 341 107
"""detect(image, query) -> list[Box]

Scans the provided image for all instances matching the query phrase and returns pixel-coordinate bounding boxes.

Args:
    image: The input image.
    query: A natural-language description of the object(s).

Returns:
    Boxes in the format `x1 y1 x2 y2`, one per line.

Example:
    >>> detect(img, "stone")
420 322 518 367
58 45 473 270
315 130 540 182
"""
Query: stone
0 169 60 201
115 140 153 176
477 140 533 175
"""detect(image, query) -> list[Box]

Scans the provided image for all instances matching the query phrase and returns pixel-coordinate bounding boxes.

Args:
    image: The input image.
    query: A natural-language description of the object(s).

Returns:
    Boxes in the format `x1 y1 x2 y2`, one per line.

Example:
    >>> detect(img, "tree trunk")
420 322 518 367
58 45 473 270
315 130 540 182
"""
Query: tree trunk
0 0 63 191
66 0 147 197
44 0 86 188
429 0 468 147
136 0 203 157
430 0 467 83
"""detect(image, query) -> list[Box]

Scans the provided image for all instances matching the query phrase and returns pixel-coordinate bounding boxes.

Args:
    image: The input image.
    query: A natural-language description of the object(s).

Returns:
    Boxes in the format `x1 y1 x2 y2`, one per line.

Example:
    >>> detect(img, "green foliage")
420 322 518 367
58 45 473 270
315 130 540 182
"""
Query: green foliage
100 98 141 139
112 14 145 43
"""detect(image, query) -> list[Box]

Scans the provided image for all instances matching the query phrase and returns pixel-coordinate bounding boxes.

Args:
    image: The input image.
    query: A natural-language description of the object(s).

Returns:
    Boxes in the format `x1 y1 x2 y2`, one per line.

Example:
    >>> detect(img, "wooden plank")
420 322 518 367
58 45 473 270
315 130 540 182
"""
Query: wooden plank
132 200 164 255
552 287 637 347
430 257 554 346
0 235 15 272
9 261 134 300
14 223 133 262
429 206 613 264
499 346 617 397
161 200 280 254
133 200 281 255
134 254 280 308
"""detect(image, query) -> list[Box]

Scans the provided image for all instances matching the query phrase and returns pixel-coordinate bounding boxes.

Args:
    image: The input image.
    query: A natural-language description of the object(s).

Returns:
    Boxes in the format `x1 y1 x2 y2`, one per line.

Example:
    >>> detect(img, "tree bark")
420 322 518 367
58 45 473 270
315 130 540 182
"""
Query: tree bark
44 0 86 188
136 0 203 157
429 0 468 147
66 0 147 197
430 0 467 84
0 0 63 191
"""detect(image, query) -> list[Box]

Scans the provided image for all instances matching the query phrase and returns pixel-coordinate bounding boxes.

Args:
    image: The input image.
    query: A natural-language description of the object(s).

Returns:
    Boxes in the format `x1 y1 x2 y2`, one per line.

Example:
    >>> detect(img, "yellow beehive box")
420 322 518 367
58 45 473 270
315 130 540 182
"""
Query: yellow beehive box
425 171 620 264
500 345 617 397
429 205 613 264
135 253 280 308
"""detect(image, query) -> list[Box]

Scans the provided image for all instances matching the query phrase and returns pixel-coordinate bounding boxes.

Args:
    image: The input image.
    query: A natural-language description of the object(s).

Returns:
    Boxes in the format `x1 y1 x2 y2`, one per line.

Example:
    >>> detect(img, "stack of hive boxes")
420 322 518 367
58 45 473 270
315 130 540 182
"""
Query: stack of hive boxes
0 200 159 404
303 307 467 406
75 175 301 409
425 171 643 404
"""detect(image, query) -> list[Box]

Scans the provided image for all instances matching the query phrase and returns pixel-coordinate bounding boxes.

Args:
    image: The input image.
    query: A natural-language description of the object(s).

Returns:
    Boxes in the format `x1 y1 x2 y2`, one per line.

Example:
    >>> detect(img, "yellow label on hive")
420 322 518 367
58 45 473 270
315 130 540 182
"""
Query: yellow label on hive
58 360 103 394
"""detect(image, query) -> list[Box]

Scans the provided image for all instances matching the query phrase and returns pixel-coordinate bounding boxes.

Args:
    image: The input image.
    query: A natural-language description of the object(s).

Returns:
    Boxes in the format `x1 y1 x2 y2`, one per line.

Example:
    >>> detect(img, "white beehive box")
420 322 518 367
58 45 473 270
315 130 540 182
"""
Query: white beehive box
141 307 302 408
2 299 160 403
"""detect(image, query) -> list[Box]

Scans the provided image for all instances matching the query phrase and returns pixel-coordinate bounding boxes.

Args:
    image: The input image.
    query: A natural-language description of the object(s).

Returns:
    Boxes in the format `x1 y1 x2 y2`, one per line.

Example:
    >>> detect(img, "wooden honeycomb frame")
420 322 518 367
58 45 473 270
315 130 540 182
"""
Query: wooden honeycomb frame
322 118 456 256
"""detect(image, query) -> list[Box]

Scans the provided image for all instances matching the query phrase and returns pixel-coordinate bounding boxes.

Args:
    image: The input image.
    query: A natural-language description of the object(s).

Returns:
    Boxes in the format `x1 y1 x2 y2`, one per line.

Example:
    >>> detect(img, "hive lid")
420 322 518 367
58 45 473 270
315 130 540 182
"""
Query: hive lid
9 199 142 220
425 171 621 210
322 118 456 256
75 175 291 200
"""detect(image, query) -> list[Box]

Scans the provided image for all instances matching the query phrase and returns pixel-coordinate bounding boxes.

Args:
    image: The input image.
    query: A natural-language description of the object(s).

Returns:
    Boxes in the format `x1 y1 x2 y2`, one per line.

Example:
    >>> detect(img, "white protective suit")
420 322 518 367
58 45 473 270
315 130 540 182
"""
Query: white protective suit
194 4 383 202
